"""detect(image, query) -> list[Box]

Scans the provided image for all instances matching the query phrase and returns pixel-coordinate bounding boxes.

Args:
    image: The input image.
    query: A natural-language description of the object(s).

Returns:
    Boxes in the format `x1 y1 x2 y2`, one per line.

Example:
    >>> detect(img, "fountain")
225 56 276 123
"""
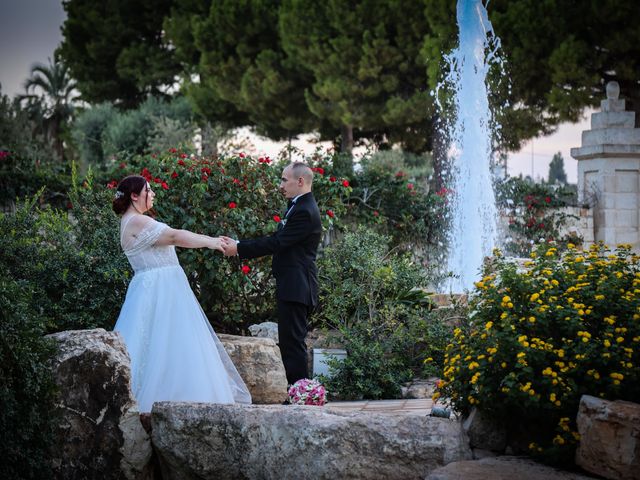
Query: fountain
439 0 501 292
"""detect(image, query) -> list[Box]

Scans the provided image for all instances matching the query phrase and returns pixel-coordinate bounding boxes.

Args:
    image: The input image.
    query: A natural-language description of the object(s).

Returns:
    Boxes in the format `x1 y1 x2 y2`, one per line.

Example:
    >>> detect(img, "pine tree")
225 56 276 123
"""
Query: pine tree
548 152 568 185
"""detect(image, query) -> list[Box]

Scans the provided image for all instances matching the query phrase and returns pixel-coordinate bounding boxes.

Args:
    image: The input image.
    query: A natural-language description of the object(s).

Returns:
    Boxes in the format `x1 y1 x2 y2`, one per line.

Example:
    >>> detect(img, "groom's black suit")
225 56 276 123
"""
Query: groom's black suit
237 192 322 385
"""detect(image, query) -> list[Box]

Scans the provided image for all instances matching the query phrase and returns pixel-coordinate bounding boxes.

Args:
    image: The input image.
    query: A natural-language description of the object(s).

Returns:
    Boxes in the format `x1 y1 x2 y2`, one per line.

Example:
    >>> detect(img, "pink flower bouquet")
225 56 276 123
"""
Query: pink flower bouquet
287 378 327 406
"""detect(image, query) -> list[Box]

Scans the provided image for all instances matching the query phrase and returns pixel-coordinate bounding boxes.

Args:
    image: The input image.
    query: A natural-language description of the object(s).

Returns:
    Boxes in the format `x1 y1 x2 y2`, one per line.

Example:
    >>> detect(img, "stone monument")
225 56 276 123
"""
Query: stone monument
571 81 640 249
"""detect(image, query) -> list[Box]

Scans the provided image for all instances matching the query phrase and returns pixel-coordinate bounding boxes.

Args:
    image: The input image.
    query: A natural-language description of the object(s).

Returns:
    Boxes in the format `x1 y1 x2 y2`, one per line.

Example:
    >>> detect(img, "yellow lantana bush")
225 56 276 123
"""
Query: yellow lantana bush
435 242 640 463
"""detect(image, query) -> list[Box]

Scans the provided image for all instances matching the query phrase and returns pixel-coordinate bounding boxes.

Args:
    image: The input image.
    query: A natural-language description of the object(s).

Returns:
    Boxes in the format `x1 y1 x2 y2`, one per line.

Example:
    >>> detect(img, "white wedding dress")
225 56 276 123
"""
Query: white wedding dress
114 216 251 412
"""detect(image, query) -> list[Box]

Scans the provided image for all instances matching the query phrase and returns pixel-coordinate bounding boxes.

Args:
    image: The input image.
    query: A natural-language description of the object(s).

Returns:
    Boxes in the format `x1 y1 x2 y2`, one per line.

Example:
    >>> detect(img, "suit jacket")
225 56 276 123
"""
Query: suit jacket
237 192 322 306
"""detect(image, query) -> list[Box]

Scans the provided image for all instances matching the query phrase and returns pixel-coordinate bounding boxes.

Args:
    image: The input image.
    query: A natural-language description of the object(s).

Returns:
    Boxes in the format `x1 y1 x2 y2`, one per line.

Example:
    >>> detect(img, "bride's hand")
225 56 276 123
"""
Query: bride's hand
209 237 225 253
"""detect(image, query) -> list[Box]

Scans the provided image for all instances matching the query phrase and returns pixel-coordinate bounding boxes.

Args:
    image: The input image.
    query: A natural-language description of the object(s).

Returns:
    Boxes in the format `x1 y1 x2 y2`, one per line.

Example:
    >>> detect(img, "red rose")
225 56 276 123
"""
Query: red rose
407 183 414 190
106 180 118 189
171 171 178 179
201 167 211 175
180 153 187 158
373 211 379 217
177 159 185 166
119 162 126 169
545 196 551 203
329 176 336 182
241 265 251 275
161 182 169 190
273 215 281 223
228 202 237 209
395 171 405 178
201 174 208 182
342 180 349 187
326 209 335 218
239 152 245 158
232 178 240 184
168 148 177 153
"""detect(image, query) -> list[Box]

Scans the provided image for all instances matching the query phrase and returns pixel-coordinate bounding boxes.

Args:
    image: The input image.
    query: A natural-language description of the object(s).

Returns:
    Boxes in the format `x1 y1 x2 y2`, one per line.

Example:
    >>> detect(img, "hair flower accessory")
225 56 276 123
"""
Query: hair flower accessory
287 378 327 406
114 190 124 199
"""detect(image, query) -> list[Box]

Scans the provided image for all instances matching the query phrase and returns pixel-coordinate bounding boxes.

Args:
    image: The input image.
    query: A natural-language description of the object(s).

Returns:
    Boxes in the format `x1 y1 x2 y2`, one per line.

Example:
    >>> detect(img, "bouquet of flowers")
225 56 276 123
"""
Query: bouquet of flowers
287 378 327 406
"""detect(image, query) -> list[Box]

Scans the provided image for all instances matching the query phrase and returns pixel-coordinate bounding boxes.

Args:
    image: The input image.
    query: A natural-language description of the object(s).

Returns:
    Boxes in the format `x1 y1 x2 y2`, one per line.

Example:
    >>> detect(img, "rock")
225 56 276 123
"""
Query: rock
462 407 507 453
426 456 598 480
48 328 152 480
218 334 288 404
402 377 439 399
151 402 472 480
575 395 640 480
248 321 279 343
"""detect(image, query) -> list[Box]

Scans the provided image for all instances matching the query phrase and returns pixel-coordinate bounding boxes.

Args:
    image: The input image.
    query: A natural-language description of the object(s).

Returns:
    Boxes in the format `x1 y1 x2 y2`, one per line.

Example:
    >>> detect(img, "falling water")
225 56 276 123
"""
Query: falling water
440 0 501 292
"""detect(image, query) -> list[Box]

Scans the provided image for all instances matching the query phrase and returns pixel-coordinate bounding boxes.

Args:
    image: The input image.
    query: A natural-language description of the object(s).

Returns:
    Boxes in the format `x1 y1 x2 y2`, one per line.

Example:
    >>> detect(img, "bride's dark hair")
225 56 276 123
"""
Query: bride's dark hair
112 175 148 215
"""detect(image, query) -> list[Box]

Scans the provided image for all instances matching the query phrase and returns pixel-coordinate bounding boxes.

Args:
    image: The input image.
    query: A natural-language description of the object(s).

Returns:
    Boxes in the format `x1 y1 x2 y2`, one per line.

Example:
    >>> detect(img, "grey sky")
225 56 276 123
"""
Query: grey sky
0 0 66 98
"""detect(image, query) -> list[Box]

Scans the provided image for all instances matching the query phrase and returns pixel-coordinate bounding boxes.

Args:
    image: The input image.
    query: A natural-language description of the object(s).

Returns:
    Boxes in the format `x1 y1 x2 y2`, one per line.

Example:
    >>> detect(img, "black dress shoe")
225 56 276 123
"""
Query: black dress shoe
282 399 291 405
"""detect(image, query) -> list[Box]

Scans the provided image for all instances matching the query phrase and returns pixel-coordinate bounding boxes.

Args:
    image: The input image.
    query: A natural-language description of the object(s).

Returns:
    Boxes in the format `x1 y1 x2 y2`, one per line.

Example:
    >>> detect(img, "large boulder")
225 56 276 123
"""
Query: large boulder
48 329 152 480
218 334 288 404
426 456 598 480
575 395 640 480
151 402 472 480
248 321 279 343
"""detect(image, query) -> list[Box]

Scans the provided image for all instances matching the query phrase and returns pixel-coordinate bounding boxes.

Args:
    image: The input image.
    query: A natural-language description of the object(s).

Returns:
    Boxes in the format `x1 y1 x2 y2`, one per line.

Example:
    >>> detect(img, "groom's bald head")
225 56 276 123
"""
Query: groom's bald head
280 162 313 198
289 162 313 185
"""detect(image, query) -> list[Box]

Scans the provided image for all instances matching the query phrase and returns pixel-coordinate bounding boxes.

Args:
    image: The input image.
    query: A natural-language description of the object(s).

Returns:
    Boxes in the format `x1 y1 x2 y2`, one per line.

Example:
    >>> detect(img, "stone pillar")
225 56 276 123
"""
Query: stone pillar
571 81 640 249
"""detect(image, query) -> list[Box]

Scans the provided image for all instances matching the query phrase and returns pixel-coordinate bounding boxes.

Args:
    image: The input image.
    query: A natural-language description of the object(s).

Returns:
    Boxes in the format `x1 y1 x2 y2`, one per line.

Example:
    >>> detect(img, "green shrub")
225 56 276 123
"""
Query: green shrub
0 269 57 479
72 103 117 165
436 242 640 465
496 176 582 257
0 88 69 208
315 228 450 399
0 185 130 333
345 152 447 267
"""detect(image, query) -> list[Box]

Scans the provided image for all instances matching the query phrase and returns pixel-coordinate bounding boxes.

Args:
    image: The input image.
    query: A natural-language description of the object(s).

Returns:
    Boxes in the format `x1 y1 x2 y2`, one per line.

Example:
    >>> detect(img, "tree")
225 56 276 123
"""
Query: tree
17 58 78 160
424 0 640 150
548 152 567 185
279 0 436 153
165 0 318 141
58 0 180 108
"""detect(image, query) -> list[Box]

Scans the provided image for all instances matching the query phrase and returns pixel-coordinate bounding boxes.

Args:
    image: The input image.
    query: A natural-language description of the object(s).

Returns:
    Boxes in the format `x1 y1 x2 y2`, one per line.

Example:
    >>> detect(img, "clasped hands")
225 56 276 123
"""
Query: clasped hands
210 236 238 256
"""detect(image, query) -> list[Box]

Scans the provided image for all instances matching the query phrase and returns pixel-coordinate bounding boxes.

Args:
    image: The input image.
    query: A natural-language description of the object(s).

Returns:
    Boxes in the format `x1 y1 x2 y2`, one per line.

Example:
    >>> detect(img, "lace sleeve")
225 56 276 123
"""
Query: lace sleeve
123 220 169 255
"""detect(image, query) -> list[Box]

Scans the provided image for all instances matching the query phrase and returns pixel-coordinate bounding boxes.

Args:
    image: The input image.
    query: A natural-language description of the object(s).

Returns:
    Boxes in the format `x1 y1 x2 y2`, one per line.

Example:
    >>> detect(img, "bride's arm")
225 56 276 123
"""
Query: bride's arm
155 228 224 251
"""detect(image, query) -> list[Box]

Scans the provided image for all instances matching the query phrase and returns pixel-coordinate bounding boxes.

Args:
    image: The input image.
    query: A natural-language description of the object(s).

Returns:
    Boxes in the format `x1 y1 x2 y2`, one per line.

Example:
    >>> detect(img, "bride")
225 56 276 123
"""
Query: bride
112 175 251 412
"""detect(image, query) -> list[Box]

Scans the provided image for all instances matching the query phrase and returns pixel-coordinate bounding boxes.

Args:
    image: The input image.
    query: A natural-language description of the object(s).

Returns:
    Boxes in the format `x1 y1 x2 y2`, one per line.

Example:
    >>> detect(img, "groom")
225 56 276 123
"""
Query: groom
222 162 322 387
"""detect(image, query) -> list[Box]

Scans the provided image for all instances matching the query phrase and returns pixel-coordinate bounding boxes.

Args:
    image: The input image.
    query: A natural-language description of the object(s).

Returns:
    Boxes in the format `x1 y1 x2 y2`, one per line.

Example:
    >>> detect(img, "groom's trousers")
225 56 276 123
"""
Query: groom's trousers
277 298 311 385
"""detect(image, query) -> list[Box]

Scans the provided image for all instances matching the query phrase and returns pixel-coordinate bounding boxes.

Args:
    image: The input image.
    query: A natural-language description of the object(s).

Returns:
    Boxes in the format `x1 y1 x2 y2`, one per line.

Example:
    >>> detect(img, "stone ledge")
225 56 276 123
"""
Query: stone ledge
151 402 472 480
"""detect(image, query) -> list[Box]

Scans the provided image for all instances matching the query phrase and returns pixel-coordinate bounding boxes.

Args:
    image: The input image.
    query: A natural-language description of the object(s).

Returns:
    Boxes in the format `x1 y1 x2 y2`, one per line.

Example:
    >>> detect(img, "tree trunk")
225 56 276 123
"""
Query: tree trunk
200 123 218 158
340 124 353 154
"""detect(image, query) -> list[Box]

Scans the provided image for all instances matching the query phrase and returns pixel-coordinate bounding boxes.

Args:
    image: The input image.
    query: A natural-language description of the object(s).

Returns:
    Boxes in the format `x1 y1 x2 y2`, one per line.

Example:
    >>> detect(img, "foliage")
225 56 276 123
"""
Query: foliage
98 150 350 332
168 0 317 139
0 270 57 480
315 228 450 400
0 87 69 208
72 96 195 167
436 243 640 465
58 0 180 108
495 176 581 257
280 0 436 153
548 152 567 185
0 184 130 334
71 103 117 166
345 151 447 265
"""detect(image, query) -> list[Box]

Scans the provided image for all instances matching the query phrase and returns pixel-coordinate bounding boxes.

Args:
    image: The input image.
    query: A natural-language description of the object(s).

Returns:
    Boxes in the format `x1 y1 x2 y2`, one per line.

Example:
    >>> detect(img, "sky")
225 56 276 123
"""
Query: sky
0 0 586 183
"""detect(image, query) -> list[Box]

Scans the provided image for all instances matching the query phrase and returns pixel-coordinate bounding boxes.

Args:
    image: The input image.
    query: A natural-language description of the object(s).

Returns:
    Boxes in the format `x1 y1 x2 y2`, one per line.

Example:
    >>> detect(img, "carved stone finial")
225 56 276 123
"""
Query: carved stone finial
606 81 620 100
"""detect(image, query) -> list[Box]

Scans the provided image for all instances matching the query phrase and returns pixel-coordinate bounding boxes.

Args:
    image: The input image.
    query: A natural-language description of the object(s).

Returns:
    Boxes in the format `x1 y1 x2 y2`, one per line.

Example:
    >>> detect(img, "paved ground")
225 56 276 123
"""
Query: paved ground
325 398 434 416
